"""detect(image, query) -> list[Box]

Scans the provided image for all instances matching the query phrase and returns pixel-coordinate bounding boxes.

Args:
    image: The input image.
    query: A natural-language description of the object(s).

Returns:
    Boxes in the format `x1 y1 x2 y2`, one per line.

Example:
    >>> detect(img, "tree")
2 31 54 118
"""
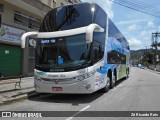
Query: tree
146 52 154 64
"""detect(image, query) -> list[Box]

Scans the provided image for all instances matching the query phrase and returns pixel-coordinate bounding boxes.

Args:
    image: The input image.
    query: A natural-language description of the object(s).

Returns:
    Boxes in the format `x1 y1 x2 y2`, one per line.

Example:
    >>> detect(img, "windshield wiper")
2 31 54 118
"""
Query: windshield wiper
81 60 92 67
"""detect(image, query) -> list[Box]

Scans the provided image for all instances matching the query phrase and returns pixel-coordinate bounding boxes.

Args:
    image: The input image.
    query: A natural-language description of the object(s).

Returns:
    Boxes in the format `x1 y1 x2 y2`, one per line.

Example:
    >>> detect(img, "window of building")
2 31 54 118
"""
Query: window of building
61 2 64 6
28 16 41 29
22 14 29 27
14 11 41 30
14 11 23 25
53 0 57 3
0 4 4 12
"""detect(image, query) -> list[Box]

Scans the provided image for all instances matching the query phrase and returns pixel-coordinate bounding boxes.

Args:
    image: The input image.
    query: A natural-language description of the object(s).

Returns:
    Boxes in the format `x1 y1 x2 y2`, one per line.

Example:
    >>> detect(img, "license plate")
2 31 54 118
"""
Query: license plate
52 87 63 91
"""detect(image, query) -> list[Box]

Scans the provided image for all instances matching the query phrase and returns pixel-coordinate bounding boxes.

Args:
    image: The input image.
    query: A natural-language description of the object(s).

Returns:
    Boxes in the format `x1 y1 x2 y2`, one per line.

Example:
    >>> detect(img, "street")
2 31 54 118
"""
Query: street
0 67 160 120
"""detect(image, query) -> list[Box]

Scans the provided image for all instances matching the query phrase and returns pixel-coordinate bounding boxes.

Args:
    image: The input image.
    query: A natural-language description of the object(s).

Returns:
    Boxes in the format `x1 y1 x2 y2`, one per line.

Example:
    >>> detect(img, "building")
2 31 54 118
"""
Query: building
0 0 81 77
40 0 81 8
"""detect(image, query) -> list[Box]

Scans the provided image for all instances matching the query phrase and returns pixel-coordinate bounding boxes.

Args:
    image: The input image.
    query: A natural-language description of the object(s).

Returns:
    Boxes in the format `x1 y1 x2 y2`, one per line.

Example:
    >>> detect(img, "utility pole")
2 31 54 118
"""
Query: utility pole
151 32 160 70
145 46 147 67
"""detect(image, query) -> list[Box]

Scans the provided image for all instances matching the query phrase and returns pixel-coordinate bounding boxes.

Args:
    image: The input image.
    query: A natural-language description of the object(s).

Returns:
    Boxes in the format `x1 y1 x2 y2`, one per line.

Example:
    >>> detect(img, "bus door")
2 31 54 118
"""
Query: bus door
93 41 106 89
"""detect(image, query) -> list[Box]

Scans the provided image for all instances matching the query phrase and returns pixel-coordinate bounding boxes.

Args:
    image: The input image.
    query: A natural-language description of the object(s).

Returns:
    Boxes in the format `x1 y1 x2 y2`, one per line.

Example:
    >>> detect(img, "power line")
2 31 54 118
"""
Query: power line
109 0 160 18
118 0 160 15
108 0 160 19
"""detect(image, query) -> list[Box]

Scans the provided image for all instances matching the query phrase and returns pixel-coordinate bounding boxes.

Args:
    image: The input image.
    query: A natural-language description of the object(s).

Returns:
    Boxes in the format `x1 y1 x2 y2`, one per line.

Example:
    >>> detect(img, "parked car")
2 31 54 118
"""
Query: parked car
140 65 145 69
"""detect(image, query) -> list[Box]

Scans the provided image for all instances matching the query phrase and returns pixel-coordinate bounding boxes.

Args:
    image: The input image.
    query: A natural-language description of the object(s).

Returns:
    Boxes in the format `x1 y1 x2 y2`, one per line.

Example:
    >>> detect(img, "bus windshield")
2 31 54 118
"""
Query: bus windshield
36 34 91 70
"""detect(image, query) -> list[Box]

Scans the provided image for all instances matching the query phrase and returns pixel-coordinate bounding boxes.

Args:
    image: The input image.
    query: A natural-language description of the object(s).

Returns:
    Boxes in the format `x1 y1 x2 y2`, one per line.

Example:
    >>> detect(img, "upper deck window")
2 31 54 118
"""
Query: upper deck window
39 3 93 32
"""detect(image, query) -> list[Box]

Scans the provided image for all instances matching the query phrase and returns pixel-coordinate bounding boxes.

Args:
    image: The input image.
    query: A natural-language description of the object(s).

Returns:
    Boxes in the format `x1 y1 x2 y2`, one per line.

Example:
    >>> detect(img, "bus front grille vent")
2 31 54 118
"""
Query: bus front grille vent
41 78 78 84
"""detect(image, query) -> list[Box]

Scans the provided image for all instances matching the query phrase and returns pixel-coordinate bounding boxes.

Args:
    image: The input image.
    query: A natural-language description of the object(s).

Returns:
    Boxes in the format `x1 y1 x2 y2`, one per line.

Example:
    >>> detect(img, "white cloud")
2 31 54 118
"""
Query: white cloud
81 0 114 18
128 38 142 50
156 26 160 32
116 19 147 25
140 29 157 37
140 30 148 37
147 21 155 27
128 24 141 31
143 37 149 41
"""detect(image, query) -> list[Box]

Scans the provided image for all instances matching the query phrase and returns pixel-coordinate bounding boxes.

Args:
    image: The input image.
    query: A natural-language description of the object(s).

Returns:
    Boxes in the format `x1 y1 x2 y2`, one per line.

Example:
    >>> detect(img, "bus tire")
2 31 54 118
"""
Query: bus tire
110 74 115 89
114 69 117 85
101 84 109 93
101 76 110 93
126 68 129 79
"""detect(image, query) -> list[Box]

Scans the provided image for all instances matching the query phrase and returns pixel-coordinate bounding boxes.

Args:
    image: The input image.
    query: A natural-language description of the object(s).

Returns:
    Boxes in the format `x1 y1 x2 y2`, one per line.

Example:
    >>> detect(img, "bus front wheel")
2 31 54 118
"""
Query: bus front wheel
101 76 110 93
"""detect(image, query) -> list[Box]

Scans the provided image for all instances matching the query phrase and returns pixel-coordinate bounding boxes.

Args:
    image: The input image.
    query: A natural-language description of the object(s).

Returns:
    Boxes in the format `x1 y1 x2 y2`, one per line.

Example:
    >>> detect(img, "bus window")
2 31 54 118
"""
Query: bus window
108 50 126 64
93 42 103 63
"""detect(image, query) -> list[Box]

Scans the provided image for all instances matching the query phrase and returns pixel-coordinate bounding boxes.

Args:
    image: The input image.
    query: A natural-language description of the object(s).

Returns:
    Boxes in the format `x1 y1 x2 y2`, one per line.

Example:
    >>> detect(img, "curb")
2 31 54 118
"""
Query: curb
27 91 42 98
1 94 28 105
0 90 42 106
145 68 160 74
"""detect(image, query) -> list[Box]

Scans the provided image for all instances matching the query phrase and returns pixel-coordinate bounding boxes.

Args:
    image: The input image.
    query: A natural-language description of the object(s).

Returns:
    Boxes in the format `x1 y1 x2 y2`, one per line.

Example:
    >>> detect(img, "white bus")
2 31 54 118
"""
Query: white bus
21 3 130 94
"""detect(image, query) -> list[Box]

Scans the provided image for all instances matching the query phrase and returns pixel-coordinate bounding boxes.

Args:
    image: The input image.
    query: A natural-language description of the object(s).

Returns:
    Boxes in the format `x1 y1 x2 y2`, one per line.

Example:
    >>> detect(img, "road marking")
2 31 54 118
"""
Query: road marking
66 105 91 120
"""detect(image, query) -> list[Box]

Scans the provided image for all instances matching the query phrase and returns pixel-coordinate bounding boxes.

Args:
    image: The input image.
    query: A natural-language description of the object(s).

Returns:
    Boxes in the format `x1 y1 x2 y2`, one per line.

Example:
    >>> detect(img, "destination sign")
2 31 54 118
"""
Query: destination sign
41 39 56 44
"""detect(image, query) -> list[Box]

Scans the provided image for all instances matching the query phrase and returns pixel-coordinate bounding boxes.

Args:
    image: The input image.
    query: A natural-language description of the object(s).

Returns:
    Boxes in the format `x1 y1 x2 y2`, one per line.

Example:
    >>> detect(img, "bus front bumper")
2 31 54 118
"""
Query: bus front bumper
34 77 95 94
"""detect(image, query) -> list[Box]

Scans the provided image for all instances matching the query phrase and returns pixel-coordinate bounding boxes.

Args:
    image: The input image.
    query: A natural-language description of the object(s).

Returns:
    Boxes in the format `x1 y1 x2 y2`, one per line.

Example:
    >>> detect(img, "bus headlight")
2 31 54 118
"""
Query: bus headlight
73 71 95 81
34 74 42 82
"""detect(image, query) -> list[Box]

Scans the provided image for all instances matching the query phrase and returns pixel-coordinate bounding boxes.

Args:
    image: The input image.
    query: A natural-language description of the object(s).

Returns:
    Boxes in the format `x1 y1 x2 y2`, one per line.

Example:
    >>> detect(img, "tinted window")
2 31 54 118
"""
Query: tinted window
39 3 92 32
108 50 126 64
108 19 129 50
93 42 103 63
36 34 91 68
93 5 106 45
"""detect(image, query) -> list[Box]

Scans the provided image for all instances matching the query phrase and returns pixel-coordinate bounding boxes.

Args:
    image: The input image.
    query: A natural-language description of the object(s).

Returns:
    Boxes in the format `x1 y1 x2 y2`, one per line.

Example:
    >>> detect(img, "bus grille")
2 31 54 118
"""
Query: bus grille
41 78 78 84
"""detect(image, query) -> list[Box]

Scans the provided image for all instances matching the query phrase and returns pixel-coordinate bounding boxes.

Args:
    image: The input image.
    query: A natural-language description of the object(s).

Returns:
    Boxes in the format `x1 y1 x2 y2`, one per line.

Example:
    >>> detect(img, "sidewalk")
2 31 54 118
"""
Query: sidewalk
0 77 38 106
145 68 160 74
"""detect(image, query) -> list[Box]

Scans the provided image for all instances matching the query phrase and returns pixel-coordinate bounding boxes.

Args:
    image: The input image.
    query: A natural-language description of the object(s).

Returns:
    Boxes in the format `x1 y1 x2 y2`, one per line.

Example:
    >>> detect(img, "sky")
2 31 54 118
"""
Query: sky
81 0 160 50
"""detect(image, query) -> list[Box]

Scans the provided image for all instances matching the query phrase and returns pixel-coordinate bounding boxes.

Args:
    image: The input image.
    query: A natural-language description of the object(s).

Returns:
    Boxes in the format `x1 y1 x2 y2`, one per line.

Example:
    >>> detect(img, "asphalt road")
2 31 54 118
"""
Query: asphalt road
0 67 160 120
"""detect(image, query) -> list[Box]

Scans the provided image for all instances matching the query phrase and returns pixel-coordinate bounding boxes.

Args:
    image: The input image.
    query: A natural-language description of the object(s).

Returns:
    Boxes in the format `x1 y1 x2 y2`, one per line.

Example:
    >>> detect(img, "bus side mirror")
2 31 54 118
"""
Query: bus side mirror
86 24 104 43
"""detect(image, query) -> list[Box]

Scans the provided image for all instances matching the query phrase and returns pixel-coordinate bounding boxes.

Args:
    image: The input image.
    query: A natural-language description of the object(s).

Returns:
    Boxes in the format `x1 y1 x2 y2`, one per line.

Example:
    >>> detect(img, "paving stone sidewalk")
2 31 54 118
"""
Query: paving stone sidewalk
0 77 37 106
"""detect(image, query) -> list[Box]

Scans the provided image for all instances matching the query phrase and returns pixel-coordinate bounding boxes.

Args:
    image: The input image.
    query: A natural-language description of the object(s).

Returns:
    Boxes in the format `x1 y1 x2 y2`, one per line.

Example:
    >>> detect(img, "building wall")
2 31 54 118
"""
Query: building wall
0 0 50 44
40 0 81 8
0 0 81 77
39 0 54 8
0 0 51 77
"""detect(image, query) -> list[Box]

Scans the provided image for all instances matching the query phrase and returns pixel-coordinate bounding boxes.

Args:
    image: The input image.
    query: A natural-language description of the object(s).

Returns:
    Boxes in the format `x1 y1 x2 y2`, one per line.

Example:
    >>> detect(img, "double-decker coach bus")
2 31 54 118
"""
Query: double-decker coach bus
21 2 130 94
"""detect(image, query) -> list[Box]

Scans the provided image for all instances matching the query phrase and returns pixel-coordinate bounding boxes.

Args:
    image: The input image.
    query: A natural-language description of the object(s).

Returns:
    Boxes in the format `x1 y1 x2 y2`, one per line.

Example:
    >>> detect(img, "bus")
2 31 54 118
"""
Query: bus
21 2 130 94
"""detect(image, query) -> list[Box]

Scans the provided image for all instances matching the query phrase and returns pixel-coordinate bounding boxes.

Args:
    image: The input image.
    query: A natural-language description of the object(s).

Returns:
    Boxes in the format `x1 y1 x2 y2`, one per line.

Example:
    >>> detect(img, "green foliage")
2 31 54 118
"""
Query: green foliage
130 48 160 65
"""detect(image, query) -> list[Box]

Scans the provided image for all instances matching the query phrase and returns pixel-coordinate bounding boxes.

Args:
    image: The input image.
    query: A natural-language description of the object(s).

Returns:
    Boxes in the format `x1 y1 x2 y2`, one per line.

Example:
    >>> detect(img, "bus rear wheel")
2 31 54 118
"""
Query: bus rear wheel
110 74 115 89
126 68 129 79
